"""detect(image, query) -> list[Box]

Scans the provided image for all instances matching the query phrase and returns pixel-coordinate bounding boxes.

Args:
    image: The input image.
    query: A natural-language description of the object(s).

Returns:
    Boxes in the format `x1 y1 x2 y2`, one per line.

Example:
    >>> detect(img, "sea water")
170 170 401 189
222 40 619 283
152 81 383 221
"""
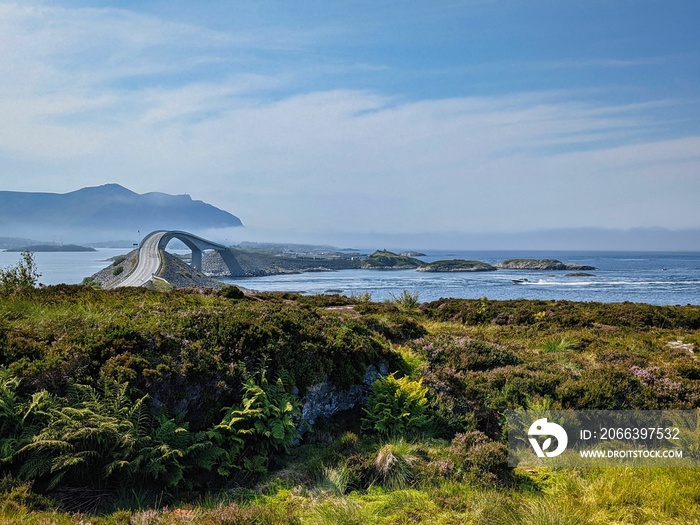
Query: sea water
222 251 700 306
1 249 698 306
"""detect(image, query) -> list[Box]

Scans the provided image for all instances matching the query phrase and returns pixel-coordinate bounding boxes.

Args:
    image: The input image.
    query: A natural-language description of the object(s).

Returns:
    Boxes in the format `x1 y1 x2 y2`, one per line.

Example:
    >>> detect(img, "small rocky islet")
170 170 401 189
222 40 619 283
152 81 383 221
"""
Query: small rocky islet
354 252 596 273
495 258 597 271
417 259 497 272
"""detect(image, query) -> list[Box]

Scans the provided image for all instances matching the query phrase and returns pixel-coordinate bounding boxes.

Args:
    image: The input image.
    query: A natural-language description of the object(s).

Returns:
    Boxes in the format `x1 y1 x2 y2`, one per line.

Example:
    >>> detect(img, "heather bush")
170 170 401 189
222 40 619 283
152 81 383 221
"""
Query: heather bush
419 335 521 372
0 287 396 429
424 298 700 330
447 431 509 485
361 313 427 343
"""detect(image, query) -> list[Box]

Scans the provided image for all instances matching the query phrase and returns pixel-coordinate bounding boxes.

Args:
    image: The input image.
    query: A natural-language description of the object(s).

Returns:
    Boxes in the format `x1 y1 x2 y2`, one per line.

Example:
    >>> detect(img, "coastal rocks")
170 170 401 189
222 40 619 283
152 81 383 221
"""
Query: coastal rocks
667 340 696 360
417 259 497 272
88 249 138 288
203 247 362 277
301 362 389 425
157 251 224 289
88 249 223 289
361 250 423 269
400 251 427 257
496 259 596 271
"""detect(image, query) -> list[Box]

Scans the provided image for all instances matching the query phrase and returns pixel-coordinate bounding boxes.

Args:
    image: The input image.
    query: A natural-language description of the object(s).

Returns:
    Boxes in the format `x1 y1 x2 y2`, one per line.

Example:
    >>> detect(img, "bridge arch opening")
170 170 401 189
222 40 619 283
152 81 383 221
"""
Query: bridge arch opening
149 230 229 272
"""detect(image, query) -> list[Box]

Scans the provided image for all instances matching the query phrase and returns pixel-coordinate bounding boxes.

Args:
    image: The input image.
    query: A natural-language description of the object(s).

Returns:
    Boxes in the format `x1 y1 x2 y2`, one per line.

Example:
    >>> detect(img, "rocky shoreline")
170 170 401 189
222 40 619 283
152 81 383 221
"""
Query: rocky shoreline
91 245 598 289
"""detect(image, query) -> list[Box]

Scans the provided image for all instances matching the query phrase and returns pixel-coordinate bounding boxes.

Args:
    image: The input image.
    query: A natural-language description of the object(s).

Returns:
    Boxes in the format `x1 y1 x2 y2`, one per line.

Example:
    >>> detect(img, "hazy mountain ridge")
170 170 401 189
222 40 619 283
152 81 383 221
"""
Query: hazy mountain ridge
0 184 243 242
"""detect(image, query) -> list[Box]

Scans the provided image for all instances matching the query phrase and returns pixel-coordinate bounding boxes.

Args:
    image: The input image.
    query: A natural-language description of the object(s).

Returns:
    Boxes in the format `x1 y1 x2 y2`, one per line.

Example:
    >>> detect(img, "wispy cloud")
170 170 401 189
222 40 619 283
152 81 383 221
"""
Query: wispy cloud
0 2 698 236
530 57 664 70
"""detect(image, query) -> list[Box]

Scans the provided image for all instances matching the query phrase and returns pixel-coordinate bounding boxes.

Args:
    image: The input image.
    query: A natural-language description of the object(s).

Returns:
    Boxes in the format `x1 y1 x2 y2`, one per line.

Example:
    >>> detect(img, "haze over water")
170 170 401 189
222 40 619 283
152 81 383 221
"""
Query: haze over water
4 249 697 306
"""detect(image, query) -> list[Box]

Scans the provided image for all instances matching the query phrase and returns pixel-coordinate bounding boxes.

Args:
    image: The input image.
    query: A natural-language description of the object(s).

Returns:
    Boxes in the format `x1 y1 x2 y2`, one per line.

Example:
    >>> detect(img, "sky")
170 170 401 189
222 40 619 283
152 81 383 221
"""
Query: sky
1 0 699 247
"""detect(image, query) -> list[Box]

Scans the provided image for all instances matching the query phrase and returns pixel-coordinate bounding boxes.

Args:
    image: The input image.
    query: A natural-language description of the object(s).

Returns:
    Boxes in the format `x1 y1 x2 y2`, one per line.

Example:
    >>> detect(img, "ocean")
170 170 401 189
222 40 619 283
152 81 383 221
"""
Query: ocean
1 249 698 306
222 251 700 306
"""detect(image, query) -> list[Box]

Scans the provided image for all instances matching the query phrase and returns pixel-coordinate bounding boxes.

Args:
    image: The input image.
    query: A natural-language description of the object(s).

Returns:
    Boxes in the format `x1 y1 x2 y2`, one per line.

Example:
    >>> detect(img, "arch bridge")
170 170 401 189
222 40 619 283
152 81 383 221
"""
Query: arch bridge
111 230 238 288
147 230 229 271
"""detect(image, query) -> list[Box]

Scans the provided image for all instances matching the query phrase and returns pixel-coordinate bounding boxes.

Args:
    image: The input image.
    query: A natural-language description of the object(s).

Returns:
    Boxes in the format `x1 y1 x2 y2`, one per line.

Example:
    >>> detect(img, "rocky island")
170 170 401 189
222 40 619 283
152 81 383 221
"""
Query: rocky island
417 259 496 272
360 250 423 269
496 259 596 271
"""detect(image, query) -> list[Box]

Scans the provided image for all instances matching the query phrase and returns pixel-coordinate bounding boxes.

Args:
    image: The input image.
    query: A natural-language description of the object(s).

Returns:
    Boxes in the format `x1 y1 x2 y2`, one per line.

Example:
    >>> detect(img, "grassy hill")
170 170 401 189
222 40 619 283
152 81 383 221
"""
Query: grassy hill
0 286 698 523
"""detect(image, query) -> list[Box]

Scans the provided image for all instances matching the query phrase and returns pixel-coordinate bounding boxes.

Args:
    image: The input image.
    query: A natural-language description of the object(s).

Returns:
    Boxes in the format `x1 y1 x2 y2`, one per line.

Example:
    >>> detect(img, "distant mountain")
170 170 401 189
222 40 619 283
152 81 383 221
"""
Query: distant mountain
0 184 243 242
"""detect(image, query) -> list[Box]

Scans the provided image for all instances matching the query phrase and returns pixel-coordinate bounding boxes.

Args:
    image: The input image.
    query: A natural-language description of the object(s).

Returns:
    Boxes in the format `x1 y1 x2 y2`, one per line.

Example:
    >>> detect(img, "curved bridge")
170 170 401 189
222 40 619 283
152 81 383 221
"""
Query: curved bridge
110 230 230 288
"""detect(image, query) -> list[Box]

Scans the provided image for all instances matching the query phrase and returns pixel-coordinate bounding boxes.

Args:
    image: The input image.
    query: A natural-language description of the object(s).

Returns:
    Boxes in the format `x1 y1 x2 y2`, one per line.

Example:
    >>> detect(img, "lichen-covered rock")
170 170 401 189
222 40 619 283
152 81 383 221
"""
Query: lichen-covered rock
301 362 389 425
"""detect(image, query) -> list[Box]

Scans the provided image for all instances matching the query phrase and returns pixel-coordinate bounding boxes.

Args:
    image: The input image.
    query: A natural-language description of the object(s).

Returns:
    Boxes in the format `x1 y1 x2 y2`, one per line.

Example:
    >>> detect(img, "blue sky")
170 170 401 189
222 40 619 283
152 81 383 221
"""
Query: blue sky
1 1 699 246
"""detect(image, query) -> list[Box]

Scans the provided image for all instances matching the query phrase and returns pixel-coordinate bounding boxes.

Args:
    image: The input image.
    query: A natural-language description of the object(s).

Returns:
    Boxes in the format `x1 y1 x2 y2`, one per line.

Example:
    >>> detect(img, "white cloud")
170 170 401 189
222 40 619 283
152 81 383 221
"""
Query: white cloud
0 1 699 236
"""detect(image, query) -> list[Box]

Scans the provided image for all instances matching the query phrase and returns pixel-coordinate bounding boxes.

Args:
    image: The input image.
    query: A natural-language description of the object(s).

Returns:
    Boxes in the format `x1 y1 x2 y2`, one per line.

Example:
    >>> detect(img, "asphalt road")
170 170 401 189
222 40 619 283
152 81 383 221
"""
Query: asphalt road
111 231 165 288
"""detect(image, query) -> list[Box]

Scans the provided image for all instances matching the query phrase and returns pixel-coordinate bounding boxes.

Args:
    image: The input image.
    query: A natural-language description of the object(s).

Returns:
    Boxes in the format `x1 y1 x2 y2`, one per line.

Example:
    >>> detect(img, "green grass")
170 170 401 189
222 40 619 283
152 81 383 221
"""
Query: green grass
1 288 699 523
387 289 420 311
539 336 580 352
2 467 700 523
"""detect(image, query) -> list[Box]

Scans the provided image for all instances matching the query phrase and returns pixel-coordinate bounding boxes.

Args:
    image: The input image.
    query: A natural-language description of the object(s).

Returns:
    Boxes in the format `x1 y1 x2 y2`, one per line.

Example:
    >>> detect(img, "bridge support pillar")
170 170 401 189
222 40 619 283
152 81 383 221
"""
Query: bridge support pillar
191 248 203 272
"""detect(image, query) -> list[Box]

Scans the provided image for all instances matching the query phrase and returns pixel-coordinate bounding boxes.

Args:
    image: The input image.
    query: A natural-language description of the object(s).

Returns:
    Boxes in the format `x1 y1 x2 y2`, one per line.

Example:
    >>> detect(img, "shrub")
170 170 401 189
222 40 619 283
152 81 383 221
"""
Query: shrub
220 286 245 299
361 314 427 343
112 265 124 276
362 373 430 437
448 431 509 485
0 251 41 293
388 290 420 311
0 476 55 513
419 335 521 372
556 367 649 410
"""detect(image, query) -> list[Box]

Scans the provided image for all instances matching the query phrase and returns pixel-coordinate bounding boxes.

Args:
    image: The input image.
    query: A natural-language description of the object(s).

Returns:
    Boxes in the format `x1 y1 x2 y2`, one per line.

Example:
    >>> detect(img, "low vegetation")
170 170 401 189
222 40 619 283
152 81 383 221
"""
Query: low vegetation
0 279 698 523
361 250 423 269
0 250 41 292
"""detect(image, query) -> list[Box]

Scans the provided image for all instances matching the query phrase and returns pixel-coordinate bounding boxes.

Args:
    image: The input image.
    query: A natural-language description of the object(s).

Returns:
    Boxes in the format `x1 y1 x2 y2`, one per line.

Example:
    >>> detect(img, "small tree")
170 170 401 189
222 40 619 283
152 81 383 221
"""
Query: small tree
0 250 41 292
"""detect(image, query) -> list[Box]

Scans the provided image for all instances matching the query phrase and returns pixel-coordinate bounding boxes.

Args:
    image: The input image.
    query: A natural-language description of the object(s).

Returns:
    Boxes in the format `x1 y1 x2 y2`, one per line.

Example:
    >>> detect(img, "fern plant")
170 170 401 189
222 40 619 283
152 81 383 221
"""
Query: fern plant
209 368 301 476
0 372 24 467
17 380 210 491
0 370 54 474
361 373 430 437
